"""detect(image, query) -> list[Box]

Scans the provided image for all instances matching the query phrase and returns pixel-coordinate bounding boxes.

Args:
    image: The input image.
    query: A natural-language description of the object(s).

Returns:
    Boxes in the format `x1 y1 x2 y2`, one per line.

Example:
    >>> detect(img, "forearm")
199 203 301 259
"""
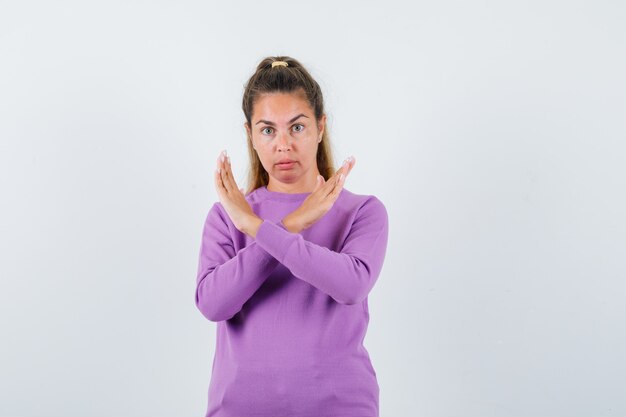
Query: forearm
196 241 279 322
253 219 387 305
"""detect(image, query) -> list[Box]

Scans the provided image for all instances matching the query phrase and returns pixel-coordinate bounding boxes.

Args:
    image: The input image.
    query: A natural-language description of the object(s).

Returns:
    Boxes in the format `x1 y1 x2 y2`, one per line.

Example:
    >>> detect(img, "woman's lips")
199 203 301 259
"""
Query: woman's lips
276 161 296 170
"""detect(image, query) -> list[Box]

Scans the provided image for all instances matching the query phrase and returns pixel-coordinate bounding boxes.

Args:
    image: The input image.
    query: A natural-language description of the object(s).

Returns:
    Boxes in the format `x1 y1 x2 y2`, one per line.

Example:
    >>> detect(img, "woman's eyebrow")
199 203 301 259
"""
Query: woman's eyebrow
255 113 309 126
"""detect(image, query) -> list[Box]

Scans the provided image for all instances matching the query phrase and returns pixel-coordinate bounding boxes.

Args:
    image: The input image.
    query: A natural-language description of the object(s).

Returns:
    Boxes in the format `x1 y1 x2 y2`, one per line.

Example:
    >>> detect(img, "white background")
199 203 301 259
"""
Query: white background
1 1 625 416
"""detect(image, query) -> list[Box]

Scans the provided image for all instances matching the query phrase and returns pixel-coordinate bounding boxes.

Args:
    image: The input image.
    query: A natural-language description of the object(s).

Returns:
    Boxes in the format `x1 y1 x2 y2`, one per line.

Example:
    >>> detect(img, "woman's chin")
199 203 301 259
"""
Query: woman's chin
273 171 299 182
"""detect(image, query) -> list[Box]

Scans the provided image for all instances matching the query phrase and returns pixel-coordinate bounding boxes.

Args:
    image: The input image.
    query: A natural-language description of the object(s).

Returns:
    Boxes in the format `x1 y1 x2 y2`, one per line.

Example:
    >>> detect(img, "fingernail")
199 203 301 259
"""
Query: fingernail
216 167 221 174
220 154 225 162
340 173 344 181
227 156 231 164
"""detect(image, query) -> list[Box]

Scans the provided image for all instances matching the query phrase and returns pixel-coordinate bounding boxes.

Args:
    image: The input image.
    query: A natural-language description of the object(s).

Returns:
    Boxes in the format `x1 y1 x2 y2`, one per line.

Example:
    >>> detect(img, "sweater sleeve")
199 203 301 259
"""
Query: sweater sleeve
254 197 389 305
195 202 281 322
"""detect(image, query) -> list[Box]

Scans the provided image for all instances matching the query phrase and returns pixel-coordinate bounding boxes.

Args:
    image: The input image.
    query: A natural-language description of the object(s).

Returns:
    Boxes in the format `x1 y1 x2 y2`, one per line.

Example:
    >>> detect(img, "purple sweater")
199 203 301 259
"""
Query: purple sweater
195 185 389 417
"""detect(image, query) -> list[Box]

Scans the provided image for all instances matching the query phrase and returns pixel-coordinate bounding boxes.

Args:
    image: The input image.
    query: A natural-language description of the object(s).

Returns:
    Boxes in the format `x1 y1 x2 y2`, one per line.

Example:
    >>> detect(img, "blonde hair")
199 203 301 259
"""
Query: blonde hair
242 56 336 194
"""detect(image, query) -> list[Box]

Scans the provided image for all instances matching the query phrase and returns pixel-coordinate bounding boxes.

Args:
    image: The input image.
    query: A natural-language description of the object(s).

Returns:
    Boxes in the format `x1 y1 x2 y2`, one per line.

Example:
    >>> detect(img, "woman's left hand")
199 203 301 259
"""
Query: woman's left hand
214 150 262 237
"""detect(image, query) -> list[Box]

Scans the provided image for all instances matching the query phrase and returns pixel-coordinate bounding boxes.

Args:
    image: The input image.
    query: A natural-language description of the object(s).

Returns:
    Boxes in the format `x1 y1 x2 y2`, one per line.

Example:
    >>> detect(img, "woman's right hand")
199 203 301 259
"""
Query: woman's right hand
282 156 356 233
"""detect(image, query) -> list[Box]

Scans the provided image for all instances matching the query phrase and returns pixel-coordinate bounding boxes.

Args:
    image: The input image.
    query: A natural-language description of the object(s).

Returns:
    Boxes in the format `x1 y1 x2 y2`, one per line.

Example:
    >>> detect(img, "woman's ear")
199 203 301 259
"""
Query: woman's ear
317 114 327 139
244 122 256 149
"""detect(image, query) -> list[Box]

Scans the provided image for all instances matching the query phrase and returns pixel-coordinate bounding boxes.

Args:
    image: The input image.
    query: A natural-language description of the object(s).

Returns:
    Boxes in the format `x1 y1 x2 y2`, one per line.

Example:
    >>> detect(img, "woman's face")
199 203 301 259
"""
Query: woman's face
245 90 326 192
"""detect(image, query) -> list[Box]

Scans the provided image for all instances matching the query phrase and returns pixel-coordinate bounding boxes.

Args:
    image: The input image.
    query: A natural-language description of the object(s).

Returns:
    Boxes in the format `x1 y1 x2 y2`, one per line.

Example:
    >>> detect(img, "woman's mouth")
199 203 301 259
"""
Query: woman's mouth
276 161 296 170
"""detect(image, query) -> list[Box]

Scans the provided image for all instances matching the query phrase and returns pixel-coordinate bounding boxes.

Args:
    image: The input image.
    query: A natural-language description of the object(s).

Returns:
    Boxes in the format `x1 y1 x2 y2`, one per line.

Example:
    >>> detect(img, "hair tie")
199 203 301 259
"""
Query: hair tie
271 61 289 68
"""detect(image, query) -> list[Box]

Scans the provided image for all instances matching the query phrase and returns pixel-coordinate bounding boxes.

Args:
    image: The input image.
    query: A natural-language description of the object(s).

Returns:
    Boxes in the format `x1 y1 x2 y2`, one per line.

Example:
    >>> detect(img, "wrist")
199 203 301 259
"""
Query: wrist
245 215 264 238
281 215 302 233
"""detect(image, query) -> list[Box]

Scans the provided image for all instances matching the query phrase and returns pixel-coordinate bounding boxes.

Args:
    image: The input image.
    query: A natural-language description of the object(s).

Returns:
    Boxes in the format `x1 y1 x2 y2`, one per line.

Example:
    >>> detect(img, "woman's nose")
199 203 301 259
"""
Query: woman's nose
277 132 292 150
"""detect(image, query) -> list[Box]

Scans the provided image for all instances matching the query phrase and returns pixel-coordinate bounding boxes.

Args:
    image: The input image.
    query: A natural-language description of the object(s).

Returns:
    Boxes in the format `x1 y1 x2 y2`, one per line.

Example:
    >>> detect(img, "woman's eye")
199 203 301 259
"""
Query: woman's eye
261 125 303 135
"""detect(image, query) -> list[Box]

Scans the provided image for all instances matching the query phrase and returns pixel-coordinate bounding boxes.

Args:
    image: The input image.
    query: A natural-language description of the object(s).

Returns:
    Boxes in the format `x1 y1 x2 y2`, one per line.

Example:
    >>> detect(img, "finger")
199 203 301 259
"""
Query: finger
224 154 241 193
331 156 351 178
329 171 346 200
326 161 346 188
319 172 340 197
345 156 355 176
214 165 226 199
327 157 352 197
220 152 236 193
215 151 229 196
216 152 223 173
341 156 355 177
216 151 226 180
318 171 342 202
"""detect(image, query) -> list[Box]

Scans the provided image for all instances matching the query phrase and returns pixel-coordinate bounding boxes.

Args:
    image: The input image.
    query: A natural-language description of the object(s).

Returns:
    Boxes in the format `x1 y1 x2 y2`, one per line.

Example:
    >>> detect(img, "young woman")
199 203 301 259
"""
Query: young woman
195 56 389 417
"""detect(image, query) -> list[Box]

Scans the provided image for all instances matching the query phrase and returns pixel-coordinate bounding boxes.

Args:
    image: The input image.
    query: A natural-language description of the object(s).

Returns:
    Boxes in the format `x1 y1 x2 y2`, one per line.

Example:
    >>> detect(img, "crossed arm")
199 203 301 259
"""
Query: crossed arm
195 198 389 322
